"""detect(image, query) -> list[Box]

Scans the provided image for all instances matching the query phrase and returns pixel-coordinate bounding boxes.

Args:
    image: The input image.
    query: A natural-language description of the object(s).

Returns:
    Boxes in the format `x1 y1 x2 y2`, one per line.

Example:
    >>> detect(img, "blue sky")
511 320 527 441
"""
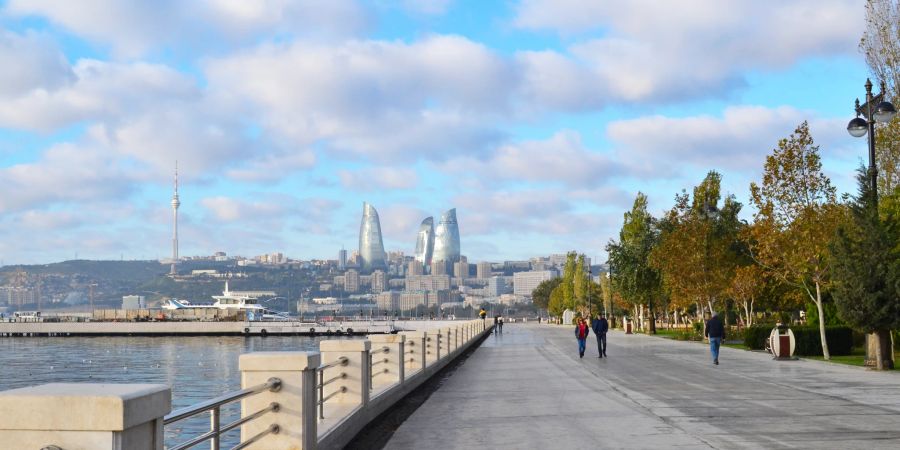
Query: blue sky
0 0 876 265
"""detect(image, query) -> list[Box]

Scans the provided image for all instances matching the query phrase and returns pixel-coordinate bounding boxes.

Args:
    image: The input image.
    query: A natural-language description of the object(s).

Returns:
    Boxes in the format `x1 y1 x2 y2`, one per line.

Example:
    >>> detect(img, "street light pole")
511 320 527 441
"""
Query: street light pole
847 78 897 369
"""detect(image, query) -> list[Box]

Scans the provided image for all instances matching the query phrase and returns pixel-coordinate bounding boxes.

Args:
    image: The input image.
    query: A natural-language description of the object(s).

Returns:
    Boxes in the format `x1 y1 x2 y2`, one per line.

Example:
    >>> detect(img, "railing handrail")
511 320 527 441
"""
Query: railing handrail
164 377 282 424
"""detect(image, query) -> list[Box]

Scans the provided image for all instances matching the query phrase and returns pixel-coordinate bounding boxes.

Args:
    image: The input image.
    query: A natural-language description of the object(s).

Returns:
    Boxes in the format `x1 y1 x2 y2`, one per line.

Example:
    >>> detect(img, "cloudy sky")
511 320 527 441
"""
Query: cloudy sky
0 0 876 265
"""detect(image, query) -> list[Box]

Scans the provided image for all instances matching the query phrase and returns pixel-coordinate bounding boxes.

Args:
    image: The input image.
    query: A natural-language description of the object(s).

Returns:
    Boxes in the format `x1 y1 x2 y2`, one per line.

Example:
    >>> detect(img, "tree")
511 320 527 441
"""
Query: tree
831 169 900 369
651 172 743 321
532 277 562 310
606 193 661 333
727 265 766 327
748 121 841 359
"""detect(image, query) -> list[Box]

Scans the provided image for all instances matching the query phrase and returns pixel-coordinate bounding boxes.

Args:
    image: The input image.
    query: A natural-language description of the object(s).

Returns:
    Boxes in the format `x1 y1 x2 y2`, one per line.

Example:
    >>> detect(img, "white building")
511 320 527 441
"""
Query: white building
513 270 558 297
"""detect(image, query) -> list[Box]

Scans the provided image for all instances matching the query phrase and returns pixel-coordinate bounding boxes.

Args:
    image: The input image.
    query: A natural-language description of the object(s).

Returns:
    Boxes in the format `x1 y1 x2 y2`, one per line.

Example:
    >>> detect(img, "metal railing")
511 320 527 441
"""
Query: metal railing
369 346 391 388
164 377 282 450
317 356 349 420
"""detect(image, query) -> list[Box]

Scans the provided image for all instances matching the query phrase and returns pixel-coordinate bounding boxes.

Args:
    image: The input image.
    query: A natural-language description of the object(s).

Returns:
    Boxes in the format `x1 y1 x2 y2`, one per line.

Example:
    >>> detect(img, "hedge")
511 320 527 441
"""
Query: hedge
743 325 853 356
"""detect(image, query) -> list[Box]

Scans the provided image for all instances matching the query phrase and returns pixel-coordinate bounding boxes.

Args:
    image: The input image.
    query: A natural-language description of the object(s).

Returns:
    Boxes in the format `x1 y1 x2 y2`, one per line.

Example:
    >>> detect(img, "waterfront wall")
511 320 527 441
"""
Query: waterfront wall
0 318 492 450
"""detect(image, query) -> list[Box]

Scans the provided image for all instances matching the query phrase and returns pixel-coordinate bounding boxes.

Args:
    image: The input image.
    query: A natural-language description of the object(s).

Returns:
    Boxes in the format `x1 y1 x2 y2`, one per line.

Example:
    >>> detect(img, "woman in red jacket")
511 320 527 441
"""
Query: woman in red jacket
575 317 590 358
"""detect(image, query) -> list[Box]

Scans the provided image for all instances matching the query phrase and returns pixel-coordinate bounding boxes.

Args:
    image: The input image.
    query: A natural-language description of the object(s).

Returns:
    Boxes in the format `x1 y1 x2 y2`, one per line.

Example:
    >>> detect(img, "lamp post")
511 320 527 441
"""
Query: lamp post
847 78 897 368
587 267 592 320
847 78 897 207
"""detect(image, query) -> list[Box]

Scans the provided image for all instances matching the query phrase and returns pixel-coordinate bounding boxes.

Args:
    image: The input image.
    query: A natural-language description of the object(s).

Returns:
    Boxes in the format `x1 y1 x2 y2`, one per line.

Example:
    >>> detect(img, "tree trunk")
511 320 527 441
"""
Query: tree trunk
874 330 884 370
742 301 750 328
749 298 754 327
814 282 830 360
648 301 657 334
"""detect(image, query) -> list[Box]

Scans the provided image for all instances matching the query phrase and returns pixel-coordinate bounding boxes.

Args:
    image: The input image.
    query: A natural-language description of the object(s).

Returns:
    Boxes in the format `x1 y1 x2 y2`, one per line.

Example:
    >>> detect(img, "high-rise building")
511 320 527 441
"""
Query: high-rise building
407 260 424 276
476 261 492 279
338 249 347 270
372 270 386 294
454 256 469 280
405 275 451 292
358 202 387 272
376 291 400 312
414 217 435 272
432 260 448 276
432 208 460 273
513 270 558 297
345 269 360 293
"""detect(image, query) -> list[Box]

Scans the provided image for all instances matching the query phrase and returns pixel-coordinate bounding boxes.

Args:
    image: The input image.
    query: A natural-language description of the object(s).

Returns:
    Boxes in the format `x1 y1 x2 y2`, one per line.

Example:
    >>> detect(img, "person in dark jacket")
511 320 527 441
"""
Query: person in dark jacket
591 313 609 358
704 312 725 365
575 317 590 358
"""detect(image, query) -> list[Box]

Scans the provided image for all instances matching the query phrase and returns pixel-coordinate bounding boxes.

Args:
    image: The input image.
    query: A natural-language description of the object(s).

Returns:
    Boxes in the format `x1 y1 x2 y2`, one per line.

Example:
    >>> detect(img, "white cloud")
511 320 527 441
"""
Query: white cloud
204 35 512 161
606 106 849 175
0 30 72 97
400 0 452 15
439 131 623 187
338 167 419 191
513 0 862 102
5 0 370 56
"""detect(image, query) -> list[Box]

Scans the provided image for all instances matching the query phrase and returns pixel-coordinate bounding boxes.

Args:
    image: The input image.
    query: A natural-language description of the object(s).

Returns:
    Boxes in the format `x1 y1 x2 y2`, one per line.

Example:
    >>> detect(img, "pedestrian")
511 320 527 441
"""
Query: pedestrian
498 315 504 333
479 308 487 325
705 311 725 365
575 317 590 358
591 313 609 358
493 315 499 334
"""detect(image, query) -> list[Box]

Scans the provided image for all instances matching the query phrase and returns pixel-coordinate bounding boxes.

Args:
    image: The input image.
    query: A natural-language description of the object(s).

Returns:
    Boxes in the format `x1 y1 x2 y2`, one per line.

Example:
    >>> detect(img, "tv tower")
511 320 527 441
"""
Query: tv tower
170 162 180 275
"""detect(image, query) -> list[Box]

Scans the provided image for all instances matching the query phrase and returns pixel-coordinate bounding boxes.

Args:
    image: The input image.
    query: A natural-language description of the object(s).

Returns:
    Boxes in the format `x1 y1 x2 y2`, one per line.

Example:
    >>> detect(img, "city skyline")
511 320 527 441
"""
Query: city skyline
0 1 875 265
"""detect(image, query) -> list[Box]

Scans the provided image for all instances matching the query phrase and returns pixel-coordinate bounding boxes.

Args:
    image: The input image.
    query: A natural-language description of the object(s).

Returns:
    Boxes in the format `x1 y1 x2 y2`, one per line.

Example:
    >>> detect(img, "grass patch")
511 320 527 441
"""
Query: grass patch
804 348 899 369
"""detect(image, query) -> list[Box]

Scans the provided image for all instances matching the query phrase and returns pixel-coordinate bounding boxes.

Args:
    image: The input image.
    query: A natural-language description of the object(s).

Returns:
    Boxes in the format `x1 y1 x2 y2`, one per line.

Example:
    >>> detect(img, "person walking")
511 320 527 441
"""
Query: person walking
493 315 499 334
705 311 725 365
575 317 590 358
498 315 504 333
591 313 609 358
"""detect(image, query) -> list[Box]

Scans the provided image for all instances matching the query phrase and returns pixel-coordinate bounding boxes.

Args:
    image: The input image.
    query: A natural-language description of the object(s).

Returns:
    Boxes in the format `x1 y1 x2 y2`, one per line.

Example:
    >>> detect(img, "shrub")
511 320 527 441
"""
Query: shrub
692 321 703 335
743 325 853 356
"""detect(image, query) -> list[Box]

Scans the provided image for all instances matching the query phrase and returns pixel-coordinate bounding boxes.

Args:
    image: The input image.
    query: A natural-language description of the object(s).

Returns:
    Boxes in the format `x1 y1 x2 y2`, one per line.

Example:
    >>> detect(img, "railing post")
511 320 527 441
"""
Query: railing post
239 351 320 449
0 383 170 450
400 331 427 375
320 340 371 412
368 334 405 393
441 327 452 357
425 330 440 366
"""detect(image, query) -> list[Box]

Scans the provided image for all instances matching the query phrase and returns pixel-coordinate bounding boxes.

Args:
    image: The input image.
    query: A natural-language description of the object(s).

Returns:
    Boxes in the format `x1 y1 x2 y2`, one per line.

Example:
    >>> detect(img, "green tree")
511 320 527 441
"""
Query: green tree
532 277 562 310
748 121 841 359
831 169 900 369
606 193 661 333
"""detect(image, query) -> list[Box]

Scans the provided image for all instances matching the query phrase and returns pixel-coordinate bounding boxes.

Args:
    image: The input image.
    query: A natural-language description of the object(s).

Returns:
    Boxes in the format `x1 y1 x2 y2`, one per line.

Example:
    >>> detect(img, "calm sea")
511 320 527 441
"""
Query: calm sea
0 335 350 447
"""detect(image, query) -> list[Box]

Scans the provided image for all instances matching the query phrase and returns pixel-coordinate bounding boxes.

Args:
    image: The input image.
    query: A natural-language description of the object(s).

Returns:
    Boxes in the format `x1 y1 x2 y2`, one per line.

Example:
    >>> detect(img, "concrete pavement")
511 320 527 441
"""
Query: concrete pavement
385 323 900 449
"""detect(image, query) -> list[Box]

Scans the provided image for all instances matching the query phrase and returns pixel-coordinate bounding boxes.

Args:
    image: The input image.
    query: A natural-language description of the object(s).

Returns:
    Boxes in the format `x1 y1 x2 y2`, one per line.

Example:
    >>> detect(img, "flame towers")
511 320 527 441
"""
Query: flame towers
358 202 387 272
415 217 434 270
432 208 461 270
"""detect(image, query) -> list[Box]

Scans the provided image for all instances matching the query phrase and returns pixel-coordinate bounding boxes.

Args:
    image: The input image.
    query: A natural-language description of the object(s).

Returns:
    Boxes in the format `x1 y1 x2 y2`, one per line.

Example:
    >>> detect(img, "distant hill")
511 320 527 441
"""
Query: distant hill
1 260 167 283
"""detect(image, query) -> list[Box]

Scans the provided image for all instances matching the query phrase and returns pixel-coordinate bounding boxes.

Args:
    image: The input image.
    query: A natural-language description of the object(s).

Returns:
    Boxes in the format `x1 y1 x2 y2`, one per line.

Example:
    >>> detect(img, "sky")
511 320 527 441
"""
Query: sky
0 0 879 265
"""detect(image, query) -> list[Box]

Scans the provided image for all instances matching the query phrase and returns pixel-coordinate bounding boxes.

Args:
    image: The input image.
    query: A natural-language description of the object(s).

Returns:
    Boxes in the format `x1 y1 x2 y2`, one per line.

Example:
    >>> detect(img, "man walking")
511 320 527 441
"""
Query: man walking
705 311 725 365
575 317 590 358
591 313 608 358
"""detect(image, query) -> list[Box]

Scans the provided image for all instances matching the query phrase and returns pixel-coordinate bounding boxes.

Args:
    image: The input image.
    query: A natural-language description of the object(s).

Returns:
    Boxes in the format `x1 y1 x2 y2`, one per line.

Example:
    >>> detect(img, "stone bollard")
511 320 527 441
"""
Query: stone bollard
0 383 170 450
368 334 405 392
239 352 320 450
425 330 441 366
320 340 371 414
400 331 427 375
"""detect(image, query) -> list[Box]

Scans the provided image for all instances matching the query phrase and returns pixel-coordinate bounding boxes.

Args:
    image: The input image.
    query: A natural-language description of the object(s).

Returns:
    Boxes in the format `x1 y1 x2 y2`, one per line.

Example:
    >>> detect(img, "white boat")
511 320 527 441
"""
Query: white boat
162 281 291 321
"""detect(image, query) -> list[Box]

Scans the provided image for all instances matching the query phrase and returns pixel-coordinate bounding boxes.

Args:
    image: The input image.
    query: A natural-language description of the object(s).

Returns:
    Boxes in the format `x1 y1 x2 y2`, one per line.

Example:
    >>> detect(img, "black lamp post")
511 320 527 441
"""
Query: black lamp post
847 78 897 207
588 267 592 319
847 79 897 368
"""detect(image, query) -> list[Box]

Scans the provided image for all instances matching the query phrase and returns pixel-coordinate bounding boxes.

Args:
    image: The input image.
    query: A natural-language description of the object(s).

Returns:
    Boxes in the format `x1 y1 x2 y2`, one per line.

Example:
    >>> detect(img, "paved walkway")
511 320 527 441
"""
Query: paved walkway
386 323 900 449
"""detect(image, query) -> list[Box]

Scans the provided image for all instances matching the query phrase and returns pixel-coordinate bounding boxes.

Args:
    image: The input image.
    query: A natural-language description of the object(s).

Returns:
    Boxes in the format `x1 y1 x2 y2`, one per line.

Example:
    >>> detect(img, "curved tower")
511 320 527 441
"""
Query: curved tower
414 217 434 269
432 208 460 271
358 202 387 272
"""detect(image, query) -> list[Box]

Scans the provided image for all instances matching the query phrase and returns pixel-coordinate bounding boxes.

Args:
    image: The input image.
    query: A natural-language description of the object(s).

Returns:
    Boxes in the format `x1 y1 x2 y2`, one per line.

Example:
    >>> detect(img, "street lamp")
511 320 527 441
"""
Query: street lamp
847 78 897 207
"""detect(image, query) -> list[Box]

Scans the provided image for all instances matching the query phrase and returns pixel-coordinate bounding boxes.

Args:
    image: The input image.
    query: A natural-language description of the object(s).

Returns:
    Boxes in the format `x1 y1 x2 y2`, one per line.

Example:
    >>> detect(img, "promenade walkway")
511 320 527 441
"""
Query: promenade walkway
386 323 900 449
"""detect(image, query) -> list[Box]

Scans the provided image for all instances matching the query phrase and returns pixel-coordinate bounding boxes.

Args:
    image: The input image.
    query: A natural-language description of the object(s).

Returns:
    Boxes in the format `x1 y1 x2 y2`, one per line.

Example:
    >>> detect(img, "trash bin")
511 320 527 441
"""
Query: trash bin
768 325 795 360
625 318 633 335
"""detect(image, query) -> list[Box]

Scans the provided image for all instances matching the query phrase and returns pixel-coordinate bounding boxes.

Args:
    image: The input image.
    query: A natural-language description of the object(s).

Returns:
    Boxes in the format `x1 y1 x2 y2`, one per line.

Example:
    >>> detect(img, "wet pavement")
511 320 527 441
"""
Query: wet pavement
385 323 900 449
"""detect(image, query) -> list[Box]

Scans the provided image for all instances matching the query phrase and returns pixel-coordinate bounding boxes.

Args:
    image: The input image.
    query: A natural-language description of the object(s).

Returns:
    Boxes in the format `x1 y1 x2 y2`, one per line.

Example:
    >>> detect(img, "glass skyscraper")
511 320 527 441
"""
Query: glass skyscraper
358 202 387 272
414 217 434 271
432 208 461 273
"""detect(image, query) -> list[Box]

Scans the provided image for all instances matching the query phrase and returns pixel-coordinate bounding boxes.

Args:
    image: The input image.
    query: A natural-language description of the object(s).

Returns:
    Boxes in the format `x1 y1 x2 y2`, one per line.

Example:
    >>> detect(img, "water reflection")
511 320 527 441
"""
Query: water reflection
0 335 350 447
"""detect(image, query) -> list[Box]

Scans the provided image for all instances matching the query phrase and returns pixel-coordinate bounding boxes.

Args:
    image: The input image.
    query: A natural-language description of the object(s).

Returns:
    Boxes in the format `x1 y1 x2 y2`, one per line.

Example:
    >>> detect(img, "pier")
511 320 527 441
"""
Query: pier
0 319 458 336
0 319 492 449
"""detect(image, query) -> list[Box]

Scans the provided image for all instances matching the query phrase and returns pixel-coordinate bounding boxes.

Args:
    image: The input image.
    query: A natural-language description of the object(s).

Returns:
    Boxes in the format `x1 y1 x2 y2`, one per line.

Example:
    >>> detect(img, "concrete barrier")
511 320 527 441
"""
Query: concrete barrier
0 319 492 450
